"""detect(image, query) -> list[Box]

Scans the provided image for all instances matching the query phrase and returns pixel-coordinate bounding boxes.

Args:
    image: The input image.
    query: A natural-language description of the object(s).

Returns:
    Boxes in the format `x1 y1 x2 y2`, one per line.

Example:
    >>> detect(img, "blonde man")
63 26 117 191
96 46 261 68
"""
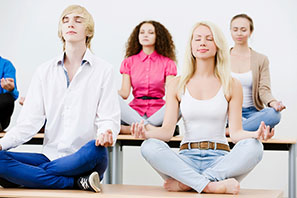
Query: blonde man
0 5 120 192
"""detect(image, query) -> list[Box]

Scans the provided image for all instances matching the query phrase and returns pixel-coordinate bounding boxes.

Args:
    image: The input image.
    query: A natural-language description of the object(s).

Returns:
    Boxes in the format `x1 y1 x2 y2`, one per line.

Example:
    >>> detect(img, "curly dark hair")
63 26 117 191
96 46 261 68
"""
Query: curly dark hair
125 20 176 62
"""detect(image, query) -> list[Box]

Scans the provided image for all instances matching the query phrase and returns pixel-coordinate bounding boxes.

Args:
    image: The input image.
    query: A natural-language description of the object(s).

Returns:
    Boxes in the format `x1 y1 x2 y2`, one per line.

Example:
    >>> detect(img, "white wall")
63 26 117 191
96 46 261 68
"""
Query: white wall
1 0 296 197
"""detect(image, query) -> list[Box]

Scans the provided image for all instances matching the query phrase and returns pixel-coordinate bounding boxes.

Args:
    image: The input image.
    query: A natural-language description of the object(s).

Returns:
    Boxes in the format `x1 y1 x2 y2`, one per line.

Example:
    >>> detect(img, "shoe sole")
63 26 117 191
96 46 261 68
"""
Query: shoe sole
89 172 101 193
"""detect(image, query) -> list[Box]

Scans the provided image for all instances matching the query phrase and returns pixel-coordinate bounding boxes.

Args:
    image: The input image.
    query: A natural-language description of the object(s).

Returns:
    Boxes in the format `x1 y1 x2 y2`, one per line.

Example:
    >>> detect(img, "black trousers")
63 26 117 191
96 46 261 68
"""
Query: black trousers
0 93 14 131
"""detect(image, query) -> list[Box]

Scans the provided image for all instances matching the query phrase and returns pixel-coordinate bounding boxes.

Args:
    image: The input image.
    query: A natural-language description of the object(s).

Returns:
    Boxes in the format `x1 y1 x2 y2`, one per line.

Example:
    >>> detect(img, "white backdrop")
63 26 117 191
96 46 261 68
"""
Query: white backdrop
1 0 297 197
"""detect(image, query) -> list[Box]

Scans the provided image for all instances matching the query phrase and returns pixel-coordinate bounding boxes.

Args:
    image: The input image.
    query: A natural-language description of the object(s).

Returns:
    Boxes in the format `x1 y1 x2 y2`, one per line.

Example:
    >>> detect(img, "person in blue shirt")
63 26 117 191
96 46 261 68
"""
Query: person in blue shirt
0 57 19 131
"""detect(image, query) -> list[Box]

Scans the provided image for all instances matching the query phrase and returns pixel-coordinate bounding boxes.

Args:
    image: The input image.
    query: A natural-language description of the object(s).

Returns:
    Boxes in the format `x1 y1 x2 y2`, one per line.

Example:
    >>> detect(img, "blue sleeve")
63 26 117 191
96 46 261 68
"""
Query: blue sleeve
2 60 19 100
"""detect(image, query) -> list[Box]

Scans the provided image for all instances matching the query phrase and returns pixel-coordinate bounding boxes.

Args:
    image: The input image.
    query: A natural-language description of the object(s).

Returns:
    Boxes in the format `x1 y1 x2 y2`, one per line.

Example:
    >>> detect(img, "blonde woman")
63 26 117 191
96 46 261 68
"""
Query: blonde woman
230 14 285 132
0 5 120 192
131 21 274 194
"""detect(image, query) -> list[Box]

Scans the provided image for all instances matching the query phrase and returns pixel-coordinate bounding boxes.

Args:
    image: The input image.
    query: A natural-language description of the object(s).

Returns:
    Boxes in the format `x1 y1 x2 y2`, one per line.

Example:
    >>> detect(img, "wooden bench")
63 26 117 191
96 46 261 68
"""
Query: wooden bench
0 184 283 198
0 132 295 197
111 135 296 198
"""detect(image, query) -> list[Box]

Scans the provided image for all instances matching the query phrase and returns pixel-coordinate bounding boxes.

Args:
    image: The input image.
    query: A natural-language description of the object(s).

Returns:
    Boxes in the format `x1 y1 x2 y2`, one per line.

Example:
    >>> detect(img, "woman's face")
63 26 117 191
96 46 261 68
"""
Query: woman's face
138 23 156 47
191 25 217 60
230 17 252 45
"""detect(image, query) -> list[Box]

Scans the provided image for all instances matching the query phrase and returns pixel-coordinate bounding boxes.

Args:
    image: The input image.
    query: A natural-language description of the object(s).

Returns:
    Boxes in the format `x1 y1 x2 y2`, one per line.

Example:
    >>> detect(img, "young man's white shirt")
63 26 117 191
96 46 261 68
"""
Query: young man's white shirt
0 49 120 160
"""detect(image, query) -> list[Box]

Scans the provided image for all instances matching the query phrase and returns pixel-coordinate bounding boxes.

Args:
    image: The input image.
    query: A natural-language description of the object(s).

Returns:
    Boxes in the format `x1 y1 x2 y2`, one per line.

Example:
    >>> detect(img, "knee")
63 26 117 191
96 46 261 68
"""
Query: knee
0 151 9 173
0 151 8 161
141 138 167 161
266 108 281 126
242 138 263 162
83 140 107 159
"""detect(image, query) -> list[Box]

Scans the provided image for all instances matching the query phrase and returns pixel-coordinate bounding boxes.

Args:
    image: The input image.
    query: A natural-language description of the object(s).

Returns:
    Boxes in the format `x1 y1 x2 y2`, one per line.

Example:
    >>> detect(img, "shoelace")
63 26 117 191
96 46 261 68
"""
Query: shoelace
80 178 89 189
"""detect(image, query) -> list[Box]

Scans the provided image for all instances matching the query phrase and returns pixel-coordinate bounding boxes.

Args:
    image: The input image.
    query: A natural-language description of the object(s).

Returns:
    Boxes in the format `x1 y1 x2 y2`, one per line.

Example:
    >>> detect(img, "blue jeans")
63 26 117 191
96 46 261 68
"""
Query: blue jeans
0 140 108 189
141 138 263 193
242 106 281 131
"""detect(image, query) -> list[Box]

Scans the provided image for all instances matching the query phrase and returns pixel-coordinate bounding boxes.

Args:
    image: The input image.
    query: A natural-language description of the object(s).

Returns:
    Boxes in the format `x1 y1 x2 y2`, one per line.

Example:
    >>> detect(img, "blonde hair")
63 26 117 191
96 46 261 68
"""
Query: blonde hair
178 21 232 97
58 5 94 51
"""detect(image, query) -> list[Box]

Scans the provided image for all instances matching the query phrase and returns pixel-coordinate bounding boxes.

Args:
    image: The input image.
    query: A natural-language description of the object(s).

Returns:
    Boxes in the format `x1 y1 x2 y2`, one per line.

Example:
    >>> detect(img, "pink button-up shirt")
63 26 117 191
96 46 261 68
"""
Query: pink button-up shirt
120 50 177 117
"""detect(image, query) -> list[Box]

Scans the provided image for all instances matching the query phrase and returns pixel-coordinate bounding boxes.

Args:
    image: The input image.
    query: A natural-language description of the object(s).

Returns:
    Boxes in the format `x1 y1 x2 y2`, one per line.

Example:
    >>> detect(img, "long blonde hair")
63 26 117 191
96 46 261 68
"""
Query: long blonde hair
178 21 232 97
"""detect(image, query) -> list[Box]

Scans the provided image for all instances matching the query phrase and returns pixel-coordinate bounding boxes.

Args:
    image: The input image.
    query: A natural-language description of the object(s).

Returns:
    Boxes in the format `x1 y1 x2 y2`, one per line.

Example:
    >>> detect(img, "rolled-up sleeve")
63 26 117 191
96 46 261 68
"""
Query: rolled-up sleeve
95 67 121 145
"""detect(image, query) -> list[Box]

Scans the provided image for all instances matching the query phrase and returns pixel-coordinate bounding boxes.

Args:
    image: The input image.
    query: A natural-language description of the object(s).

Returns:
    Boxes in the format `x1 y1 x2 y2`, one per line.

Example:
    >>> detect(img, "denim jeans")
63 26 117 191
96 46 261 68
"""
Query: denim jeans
141 138 263 193
242 106 281 131
0 140 108 189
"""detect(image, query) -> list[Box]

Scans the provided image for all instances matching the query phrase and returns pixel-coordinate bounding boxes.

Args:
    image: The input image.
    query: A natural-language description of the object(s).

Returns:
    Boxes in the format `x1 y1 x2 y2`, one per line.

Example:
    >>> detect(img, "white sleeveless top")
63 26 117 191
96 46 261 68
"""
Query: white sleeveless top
180 87 228 145
231 71 254 108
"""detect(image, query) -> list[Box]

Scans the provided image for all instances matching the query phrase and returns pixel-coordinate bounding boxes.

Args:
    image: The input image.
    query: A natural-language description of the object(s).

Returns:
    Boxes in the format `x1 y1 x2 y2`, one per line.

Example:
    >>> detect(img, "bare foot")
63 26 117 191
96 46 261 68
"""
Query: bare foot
119 125 131 134
203 178 240 194
163 178 191 192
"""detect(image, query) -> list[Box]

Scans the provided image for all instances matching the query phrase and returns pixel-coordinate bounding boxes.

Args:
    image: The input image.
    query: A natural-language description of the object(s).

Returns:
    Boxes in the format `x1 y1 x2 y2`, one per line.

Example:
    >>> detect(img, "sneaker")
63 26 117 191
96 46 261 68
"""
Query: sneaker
77 171 101 192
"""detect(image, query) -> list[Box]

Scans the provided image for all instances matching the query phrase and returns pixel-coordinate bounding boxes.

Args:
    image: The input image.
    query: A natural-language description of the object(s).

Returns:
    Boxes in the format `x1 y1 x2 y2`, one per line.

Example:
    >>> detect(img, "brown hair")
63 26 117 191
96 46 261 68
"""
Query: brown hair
230 14 254 33
58 5 94 51
125 20 176 62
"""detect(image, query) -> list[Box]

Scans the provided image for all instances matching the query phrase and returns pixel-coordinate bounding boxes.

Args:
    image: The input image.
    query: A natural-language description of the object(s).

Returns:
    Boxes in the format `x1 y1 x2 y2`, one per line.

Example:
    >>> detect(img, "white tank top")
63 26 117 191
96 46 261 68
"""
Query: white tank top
180 87 228 145
231 71 254 108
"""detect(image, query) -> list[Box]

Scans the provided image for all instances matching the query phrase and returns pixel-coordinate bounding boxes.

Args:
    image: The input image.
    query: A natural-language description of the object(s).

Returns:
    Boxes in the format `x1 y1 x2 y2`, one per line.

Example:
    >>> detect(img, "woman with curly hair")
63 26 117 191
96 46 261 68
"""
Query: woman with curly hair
118 20 177 134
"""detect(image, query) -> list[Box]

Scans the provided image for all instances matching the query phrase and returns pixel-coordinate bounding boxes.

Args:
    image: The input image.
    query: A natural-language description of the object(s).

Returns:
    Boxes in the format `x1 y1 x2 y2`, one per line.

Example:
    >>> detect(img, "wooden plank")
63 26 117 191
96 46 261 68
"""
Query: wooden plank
117 134 296 144
1 133 295 145
0 184 283 198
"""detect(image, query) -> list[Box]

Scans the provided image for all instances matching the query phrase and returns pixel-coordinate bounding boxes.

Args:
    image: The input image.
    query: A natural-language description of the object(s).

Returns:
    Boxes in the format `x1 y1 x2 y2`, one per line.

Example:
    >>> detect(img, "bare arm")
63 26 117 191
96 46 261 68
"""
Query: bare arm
118 74 131 99
165 75 175 90
228 79 274 143
131 77 180 142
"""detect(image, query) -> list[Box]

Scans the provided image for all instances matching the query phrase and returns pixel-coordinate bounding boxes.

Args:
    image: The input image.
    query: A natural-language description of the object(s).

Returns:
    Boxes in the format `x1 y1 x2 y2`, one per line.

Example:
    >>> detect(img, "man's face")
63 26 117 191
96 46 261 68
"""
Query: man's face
61 12 87 45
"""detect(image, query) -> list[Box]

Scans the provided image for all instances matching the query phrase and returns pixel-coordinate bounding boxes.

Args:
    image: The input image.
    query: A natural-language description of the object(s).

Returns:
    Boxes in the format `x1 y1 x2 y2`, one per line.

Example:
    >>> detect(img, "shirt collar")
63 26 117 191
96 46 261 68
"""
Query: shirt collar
56 48 94 66
139 50 158 62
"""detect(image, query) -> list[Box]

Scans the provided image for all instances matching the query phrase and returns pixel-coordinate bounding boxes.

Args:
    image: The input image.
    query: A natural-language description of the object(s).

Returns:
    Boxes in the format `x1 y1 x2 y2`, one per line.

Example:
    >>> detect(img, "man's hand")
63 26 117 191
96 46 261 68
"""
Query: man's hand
95 129 113 147
1 78 15 91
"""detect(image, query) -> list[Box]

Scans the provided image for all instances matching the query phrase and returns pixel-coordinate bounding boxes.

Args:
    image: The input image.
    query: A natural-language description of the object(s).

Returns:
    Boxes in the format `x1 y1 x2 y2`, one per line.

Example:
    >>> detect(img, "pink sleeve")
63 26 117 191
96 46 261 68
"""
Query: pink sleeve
120 58 130 75
165 59 177 76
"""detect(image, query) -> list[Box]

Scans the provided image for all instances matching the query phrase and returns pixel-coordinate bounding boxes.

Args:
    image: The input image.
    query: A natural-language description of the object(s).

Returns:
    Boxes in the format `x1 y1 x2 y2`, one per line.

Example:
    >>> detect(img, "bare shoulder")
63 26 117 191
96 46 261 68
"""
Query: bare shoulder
168 76 180 87
227 78 242 102
167 76 181 101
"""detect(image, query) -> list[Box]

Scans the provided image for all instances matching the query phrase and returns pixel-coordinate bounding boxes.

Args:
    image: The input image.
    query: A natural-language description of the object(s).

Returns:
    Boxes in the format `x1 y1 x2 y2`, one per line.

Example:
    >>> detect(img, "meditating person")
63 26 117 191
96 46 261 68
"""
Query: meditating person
0 5 120 192
131 21 274 194
229 13 285 132
0 57 19 131
118 20 177 134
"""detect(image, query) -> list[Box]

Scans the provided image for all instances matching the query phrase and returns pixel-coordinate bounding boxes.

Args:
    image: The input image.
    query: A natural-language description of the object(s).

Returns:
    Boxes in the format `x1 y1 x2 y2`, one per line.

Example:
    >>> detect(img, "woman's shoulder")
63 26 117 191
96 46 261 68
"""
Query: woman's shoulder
167 76 180 91
158 53 175 63
227 77 242 102
250 48 268 62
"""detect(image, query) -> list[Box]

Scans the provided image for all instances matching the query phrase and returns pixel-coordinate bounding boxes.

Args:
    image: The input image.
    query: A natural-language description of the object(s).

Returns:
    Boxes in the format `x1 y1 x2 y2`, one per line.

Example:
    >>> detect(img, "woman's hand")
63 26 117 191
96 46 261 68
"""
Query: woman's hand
255 121 275 141
131 120 147 139
269 101 286 112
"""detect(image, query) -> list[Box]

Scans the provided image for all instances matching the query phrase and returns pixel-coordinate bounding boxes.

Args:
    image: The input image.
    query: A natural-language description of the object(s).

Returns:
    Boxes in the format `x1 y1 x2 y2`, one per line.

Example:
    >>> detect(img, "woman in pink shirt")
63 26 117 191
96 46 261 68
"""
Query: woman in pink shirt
118 20 177 134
